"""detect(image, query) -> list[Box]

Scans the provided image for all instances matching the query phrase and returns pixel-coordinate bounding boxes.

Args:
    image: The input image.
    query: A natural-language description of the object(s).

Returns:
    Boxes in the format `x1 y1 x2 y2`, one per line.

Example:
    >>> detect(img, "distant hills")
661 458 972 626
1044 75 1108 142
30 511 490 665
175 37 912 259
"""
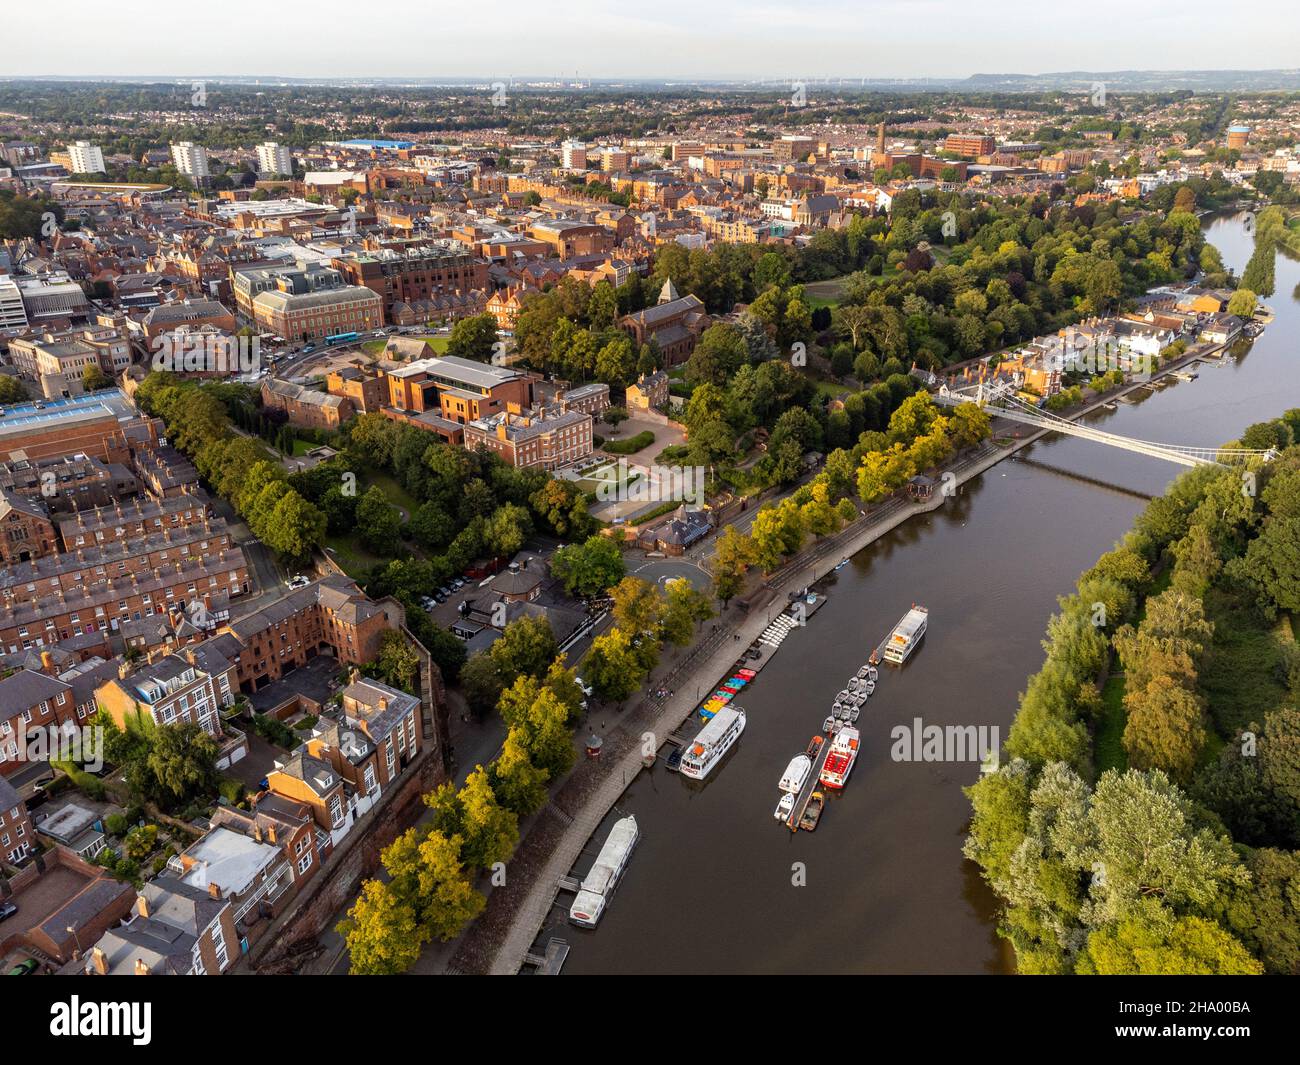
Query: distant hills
5 70 1300 92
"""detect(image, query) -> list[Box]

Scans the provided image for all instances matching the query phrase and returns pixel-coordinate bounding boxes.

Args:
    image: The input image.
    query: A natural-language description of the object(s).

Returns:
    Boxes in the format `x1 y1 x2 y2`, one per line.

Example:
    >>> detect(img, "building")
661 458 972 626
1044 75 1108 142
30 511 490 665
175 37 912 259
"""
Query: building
0 488 59 566
331 245 488 320
214 574 393 692
0 774 34 861
338 676 422 789
95 648 239 744
1 453 136 515
251 281 382 343
326 365 386 414
774 135 816 162
78 879 241 975
463 405 593 470
13 273 92 323
142 299 237 341
384 355 533 433
256 142 294 176
625 370 669 411
260 378 352 430
562 141 588 170
65 141 106 174
169 825 294 933
943 134 996 158
1226 126 1250 150
559 382 610 416
527 219 614 260
170 142 211 181
620 280 709 366
0 275 28 332
8 326 133 397
0 391 157 466
0 665 73 776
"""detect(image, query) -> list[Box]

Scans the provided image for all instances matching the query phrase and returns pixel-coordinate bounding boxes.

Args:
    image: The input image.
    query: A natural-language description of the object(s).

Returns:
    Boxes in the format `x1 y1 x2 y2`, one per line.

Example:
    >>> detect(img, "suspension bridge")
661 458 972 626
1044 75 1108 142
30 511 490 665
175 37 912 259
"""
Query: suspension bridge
920 372 1277 469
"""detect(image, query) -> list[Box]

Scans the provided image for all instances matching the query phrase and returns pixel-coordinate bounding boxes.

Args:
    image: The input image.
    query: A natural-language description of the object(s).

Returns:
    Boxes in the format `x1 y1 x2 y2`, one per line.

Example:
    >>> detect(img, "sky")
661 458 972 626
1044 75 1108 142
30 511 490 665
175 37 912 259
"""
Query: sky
4 0 1299 81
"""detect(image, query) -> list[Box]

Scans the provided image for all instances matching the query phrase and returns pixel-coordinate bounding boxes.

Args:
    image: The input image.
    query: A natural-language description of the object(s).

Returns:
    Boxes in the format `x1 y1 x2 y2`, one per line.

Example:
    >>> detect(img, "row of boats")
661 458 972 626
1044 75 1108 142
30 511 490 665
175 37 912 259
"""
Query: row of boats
823 663 877 733
698 667 756 722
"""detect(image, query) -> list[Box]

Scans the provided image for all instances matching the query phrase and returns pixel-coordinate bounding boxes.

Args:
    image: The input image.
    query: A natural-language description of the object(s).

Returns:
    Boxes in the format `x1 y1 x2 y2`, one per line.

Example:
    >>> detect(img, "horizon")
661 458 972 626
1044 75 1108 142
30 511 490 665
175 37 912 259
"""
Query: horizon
6 0 1299 81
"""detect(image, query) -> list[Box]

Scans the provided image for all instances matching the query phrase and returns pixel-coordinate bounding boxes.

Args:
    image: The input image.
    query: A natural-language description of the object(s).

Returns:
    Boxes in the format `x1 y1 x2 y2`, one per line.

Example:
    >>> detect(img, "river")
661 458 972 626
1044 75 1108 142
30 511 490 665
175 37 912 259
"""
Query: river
550 211 1297 974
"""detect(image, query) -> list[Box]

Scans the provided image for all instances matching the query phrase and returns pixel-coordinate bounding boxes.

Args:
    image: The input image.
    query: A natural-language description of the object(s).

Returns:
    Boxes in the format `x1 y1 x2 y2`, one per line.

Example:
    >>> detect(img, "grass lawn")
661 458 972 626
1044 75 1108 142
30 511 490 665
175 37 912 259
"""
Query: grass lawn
324 534 387 577
366 470 421 515
1095 673 1128 776
809 376 847 399
290 438 315 456
360 340 386 356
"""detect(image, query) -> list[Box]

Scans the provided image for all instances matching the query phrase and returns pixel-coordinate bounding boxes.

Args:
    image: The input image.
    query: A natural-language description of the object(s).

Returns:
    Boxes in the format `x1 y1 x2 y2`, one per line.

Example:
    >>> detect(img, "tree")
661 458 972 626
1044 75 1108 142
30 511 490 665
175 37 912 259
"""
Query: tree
144 722 219 807
610 576 666 637
1079 906 1262 975
374 630 420 693
491 728 550 815
1226 288 1257 318
551 535 625 597
461 652 505 719
457 766 519 868
380 827 485 943
489 615 557 682
711 525 756 605
339 879 425 975
585 628 645 703
356 485 403 554
445 314 499 362
661 577 713 644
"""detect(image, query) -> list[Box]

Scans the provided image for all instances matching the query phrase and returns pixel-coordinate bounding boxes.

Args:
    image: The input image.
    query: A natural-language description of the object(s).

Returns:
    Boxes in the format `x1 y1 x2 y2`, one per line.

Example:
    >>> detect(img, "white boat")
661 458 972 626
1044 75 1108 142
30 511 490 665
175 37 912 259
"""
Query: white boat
680 706 747 780
779 754 812 794
882 605 929 665
836 689 853 703
856 665 877 681
822 714 836 733
819 727 860 789
774 792 796 820
569 815 639 927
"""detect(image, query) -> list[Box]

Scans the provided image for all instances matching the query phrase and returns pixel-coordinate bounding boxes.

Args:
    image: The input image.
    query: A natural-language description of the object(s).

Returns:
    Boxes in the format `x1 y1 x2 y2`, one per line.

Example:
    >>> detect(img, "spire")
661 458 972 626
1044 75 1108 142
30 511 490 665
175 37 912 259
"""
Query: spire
658 277 679 304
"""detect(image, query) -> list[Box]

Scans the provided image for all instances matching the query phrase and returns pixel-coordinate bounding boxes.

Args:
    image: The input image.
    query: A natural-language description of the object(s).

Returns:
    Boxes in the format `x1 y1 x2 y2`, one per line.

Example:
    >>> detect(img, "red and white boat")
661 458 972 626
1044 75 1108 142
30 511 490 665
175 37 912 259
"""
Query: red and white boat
818 726 860 789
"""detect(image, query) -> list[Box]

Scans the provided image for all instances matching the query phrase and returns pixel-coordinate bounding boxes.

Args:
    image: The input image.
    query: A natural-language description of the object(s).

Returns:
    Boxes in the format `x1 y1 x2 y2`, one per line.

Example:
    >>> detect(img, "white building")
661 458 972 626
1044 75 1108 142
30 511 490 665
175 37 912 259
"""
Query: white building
65 141 106 174
256 142 293 176
170 141 211 181
0 275 28 332
562 140 588 171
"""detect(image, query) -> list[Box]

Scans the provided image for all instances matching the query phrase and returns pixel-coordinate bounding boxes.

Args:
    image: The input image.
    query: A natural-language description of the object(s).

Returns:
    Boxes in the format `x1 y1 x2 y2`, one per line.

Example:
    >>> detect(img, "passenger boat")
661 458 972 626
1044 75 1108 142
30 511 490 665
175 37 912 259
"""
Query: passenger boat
680 706 747 780
882 605 929 665
819 727 860 789
569 816 639 927
774 792 796 820
805 735 824 759
779 754 812 794
798 791 825 832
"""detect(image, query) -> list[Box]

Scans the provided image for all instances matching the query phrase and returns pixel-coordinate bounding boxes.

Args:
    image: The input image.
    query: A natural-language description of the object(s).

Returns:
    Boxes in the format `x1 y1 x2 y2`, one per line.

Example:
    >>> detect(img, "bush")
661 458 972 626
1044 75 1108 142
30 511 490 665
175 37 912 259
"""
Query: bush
52 759 105 800
124 824 159 862
104 813 129 837
218 777 246 805
603 431 655 455
252 712 297 748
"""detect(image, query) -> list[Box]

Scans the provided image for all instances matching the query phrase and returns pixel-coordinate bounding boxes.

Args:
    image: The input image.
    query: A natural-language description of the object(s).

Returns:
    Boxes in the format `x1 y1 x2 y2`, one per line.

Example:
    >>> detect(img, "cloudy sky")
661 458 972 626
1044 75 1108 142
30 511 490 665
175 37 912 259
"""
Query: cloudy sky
6 0 1297 80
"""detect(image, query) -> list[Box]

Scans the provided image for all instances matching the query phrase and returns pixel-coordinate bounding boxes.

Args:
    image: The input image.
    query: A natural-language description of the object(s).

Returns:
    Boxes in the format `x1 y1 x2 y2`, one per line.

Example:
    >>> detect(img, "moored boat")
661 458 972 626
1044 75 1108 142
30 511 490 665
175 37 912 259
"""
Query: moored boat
819 726 860 789
680 706 747 780
774 791 796 821
779 754 812 794
568 815 639 927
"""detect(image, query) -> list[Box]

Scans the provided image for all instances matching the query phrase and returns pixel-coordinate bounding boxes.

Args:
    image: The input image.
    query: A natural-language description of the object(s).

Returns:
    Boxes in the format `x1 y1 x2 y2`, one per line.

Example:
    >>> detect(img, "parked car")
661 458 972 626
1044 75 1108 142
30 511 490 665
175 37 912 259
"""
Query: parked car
449 577 465 590
0 901 17 922
286 575 311 590
7 959 38 975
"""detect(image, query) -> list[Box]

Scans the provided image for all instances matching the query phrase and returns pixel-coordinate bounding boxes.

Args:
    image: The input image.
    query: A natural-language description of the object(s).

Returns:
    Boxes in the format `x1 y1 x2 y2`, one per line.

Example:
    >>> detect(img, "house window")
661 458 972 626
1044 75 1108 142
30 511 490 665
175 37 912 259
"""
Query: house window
297 852 313 875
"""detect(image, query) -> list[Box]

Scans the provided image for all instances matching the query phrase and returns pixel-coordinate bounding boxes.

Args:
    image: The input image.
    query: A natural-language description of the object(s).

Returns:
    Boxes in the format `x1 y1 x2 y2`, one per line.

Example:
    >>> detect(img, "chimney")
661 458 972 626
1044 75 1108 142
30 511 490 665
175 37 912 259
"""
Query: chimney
118 659 131 679
207 881 221 900
90 946 109 975
136 894 150 919
134 957 151 976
